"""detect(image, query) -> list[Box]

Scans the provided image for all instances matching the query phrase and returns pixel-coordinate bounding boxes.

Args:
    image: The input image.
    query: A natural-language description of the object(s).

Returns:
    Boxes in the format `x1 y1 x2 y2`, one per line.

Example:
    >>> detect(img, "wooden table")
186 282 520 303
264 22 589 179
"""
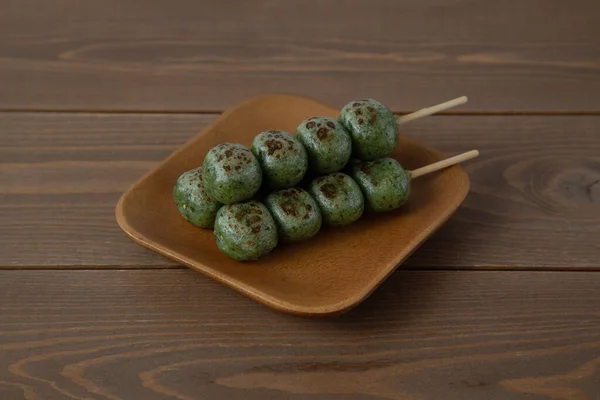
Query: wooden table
1 1 599 399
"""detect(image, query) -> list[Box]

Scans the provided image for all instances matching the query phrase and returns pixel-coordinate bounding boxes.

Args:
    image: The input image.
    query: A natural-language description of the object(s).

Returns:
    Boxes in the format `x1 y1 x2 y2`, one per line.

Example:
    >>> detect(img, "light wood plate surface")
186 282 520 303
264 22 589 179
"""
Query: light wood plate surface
116 94 470 317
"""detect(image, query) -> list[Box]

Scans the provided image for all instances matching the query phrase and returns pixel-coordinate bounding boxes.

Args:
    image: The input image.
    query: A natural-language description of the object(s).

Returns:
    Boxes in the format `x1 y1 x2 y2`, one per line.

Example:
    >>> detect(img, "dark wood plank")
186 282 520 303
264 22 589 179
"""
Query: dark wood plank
0 269 599 399
1 0 599 112
411 115 600 269
1 113 599 269
0 113 212 268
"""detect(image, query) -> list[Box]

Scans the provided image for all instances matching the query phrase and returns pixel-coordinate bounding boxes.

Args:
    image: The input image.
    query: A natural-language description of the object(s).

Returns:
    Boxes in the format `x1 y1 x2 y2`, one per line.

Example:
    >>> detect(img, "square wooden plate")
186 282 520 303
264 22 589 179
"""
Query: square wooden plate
116 94 470 317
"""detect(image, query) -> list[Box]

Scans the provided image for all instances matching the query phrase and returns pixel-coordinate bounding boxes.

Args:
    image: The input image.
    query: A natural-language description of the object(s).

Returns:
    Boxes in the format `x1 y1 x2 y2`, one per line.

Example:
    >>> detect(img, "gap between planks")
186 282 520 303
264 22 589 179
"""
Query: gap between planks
1 109 600 116
1 265 600 272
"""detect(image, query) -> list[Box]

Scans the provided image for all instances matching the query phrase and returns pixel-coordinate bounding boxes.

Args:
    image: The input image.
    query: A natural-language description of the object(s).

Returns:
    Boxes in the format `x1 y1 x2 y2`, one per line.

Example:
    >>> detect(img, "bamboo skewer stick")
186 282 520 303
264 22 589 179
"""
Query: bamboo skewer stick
409 150 479 179
396 96 468 125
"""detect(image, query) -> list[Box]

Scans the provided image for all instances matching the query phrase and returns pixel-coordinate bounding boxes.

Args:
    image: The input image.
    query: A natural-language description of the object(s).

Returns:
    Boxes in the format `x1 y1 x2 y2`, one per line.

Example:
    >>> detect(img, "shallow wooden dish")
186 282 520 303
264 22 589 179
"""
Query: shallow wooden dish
116 94 470 317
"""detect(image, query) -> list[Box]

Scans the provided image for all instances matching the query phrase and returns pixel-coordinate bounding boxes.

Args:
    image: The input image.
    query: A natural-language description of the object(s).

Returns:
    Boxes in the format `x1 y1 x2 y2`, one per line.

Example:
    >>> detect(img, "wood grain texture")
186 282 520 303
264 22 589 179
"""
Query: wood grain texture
1 113 599 269
0 269 599 399
1 0 599 112
0 113 210 268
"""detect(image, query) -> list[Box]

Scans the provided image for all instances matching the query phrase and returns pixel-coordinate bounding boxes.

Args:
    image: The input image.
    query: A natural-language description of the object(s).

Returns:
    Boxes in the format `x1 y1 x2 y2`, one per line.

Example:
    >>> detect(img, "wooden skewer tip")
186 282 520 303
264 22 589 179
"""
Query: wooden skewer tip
409 149 479 179
396 96 469 125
